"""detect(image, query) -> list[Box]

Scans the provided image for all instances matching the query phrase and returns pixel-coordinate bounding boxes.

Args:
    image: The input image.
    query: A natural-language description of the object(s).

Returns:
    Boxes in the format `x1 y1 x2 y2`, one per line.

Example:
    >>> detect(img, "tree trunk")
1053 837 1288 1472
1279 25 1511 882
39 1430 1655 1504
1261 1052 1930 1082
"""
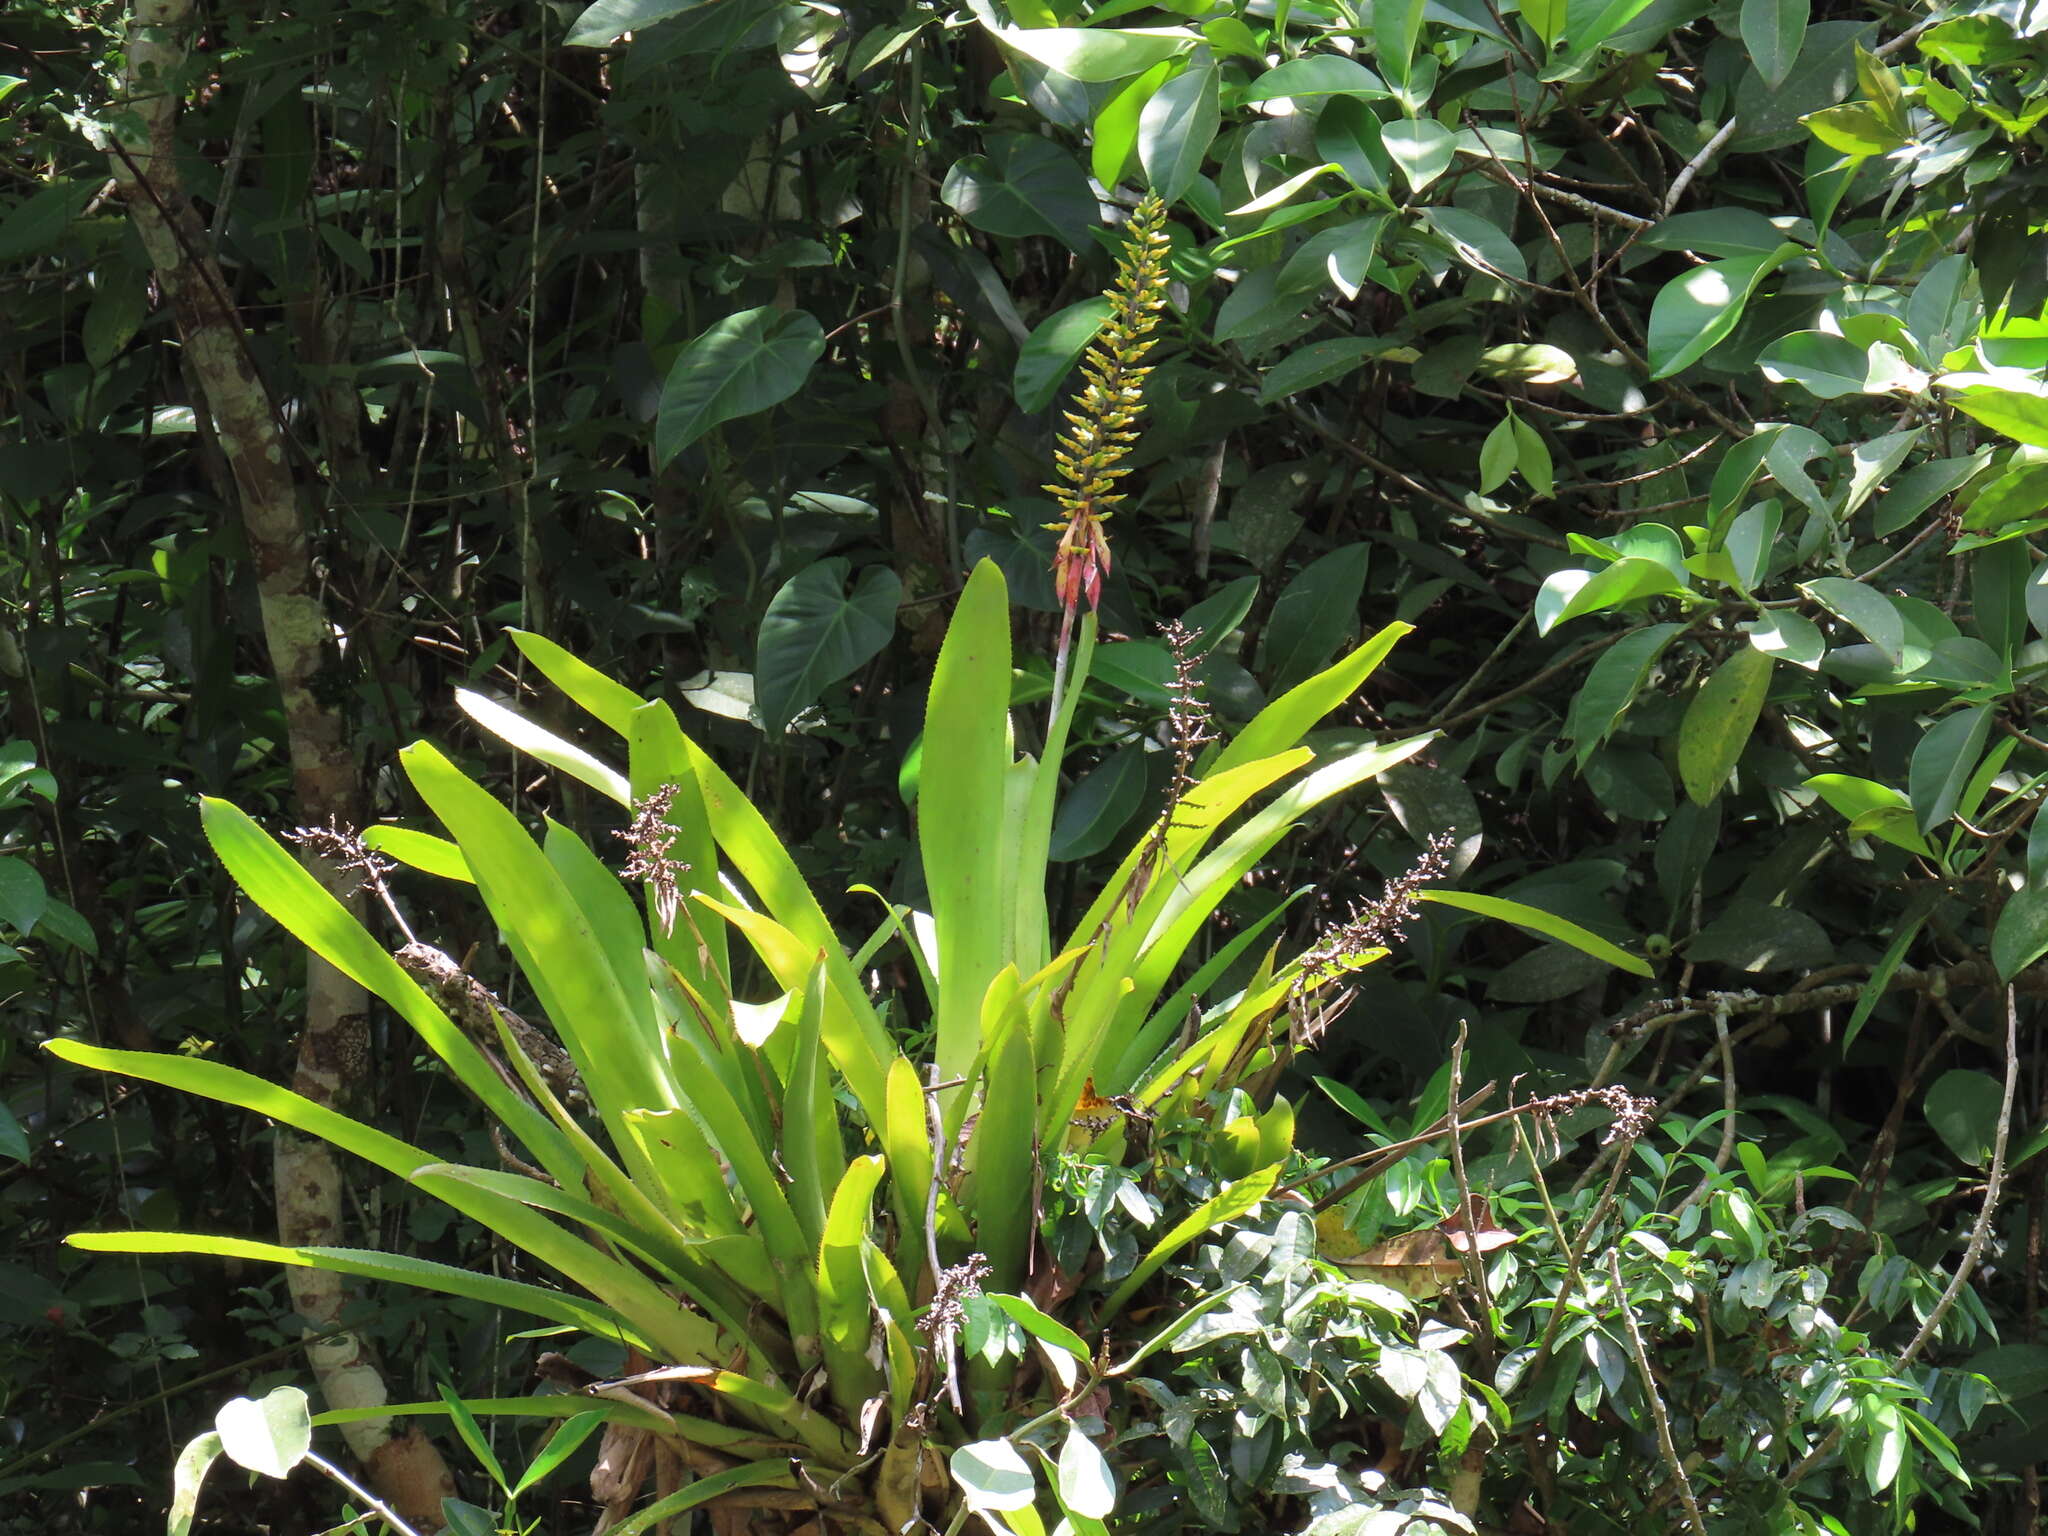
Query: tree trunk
106 1 454 1526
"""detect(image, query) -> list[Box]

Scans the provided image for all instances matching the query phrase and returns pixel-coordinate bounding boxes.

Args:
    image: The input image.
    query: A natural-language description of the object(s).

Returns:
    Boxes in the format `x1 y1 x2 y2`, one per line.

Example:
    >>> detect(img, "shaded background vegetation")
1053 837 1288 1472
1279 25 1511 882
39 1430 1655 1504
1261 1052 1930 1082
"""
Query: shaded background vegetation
3 0 2046 1526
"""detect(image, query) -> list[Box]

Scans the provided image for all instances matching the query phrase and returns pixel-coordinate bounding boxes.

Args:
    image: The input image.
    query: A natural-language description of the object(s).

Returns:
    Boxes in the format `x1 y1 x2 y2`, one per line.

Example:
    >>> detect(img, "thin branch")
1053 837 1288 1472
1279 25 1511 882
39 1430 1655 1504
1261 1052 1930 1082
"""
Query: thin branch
1785 988 2022 1489
1661 118 1737 215
1430 611 1531 725
305 1452 430 1536
1607 1249 1711 1536
1423 629 1631 735
1559 433 1722 493
1446 1024 1498 1360
1671 1001 1737 1216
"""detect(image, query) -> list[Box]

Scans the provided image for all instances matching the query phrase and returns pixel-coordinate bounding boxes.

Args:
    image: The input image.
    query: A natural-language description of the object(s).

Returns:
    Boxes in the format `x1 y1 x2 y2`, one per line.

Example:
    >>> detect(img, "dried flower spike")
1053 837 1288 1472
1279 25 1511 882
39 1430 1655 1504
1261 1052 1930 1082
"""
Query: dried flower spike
618 783 688 935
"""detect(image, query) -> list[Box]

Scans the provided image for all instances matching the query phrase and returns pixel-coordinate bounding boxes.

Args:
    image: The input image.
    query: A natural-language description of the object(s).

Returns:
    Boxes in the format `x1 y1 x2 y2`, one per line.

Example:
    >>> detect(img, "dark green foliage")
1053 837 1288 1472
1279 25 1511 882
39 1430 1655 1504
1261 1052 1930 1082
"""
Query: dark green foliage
4 0 2046 1526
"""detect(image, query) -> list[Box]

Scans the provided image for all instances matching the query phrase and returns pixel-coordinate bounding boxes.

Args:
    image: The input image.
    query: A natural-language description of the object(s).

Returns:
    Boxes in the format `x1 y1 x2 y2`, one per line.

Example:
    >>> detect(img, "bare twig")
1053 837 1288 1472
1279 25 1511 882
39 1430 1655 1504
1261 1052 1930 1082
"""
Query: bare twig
1661 118 1737 216
1672 1001 1738 1216
1430 612 1531 726
1786 988 2021 1489
1484 167 1654 230
1446 1024 1497 1357
1607 1249 1710 1536
1875 15 1936 56
1424 630 1631 735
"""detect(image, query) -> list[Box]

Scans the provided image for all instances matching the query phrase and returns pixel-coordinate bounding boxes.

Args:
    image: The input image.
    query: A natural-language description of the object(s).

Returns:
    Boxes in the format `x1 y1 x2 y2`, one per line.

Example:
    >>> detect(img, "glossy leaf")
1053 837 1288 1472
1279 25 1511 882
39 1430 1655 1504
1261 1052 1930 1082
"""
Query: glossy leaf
1677 644 1774 805
1483 344 1577 385
984 24 1195 82
1523 417 1548 495
1424 207 1526 283
1315 98 1392 194
1258 333 1397 401
1940 374 2048 448
1242 55 1389 103
941 136 1097 248
1908 706 1992 833
1373 0 1428 84
1015 299 1110 415
1261 542 1371 688
1804 774 1933 855
0 857 48 935
565 0 712 44
1802 103 1907 155
1091 63 1172 188
1803 577 1906 667
1960 463 2048 532
952 1439 1038 1512
1535 558 1689 634
1742 0 1808 88
1759 330 1871 397
655 307 825 468
1058 1424 1119 1518
1924 1068 2005 1165
1992 885 2048 982
1139 58 1219 202
1420 890 1651 975
1381 120 1457 191
215 1387 311 1480
1478 417 1516 494
755 560 901 737
1646 247 1796 379
1563 623 1684 762
1522 0 1567 48
1048 747 1147 862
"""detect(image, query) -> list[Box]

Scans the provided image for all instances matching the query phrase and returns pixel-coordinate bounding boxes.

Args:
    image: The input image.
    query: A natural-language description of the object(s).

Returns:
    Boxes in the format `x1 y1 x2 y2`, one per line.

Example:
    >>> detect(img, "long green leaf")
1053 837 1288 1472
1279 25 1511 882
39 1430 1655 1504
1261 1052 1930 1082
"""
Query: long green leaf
412 1164 762 1360
1016 616 1097 970
627 702 732 997
40 1039 705 1354
694 895 888 1129
1053 735 1433 1129
197 799 577 1184
1420 890 1652 975
968 979 1038 1294
882 1056 936 1269
457 689 631 804
47 1042 730 1364
1097 1166 1280 1322
477 996 761 1311
506 630 649 738
922 560 1016 1091
1110 888 1310 1087
312 1397 655 1432
544 818 661 1055
783 964 848 1255
667 726 893 1120
1063 750 1312 948
608 1460 799 1536
68 1231 642 1342
1210 621 1412 775
401 741 675 1153
816 1153 887 1417
1113 734 1435 1053
360 826 474 884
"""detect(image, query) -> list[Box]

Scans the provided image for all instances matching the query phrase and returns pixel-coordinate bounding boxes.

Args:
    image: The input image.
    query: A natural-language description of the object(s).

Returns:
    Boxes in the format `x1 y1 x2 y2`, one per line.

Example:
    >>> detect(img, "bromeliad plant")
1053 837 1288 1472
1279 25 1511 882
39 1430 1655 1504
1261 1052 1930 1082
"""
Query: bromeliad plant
49 581 1429 1533
44 204 1459 1534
